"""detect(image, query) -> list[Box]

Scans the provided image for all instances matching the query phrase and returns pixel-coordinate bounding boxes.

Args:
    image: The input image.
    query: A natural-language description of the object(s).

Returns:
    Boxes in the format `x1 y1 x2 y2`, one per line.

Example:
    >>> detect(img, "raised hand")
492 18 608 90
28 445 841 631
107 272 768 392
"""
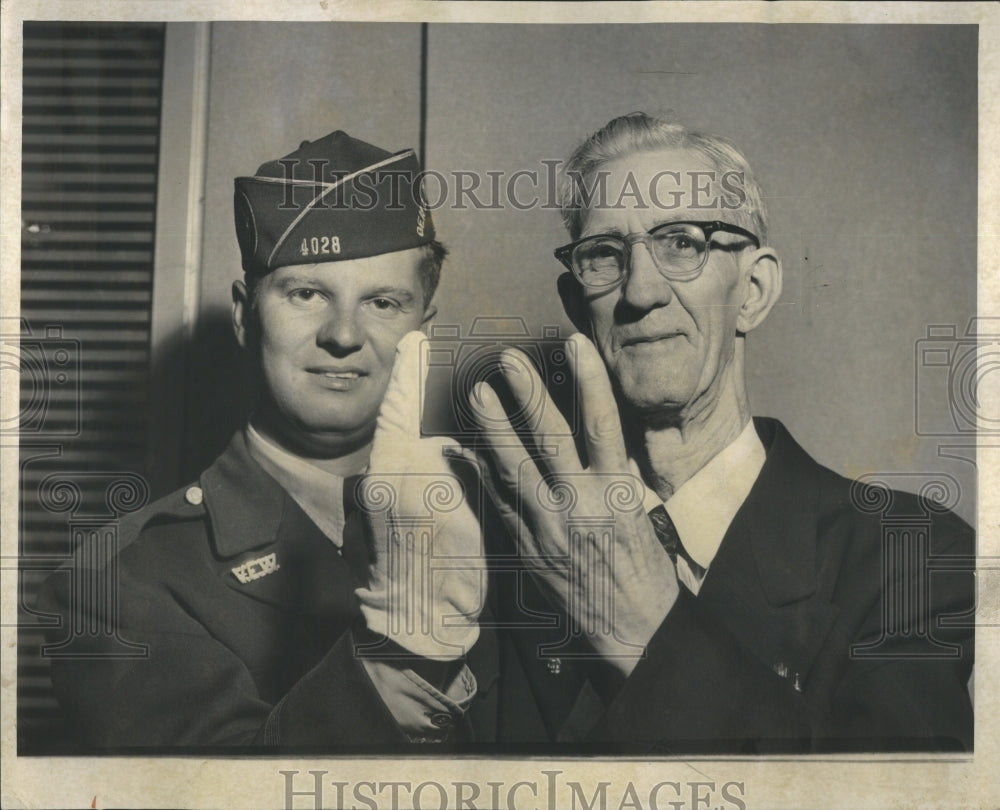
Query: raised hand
471 333 678 675
355 331 486 660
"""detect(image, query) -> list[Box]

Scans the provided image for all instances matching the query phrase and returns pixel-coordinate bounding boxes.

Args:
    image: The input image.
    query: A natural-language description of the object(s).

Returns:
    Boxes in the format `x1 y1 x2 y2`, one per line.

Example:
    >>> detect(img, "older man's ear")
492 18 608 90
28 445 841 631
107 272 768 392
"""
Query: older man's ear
557 271 592 335
736 248 783 335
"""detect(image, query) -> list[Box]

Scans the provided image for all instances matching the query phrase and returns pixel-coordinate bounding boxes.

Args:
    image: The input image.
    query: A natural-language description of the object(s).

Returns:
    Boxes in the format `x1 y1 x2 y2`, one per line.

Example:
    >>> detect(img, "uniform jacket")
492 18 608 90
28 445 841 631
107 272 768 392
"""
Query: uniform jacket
39 418 974 752
38 430 462 750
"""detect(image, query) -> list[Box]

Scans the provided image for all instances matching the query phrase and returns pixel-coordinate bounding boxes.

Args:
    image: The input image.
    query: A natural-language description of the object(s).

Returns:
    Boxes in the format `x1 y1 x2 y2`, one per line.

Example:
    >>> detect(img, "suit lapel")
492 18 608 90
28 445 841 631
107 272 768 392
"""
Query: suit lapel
696 418 840 684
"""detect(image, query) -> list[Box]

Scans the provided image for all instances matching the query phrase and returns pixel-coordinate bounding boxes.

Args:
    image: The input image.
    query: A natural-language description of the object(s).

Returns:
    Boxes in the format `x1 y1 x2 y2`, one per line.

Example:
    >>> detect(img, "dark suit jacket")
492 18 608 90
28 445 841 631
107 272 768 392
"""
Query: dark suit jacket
495 417 975 752
38 418 973 753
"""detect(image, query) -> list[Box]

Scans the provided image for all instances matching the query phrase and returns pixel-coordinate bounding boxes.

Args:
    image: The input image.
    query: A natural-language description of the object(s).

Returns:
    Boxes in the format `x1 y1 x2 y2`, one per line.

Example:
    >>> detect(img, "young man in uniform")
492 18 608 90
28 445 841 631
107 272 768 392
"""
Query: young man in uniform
40 131 487 749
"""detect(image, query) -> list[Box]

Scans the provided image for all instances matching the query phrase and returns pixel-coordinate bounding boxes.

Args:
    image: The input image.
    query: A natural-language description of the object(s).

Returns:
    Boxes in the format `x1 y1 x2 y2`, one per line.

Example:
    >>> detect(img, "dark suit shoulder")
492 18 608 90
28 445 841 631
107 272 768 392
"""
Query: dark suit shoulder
754 417 973 551
813 462 974 557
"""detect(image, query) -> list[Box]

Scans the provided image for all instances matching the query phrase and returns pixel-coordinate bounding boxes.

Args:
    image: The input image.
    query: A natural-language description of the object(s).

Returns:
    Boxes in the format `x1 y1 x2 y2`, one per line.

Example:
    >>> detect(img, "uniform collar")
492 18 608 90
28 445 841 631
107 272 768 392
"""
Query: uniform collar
244 422 355 548
198 430 291 558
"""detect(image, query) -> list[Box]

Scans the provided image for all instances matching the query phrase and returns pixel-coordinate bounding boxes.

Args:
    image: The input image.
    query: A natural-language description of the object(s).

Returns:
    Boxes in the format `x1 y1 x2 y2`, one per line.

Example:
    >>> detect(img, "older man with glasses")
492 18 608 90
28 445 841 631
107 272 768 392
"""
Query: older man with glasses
468 112 974 752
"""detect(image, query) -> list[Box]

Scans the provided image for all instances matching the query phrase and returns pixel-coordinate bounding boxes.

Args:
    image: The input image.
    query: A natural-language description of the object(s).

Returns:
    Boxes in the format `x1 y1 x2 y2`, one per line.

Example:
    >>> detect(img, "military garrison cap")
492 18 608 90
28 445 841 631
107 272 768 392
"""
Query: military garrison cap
234 130 434 275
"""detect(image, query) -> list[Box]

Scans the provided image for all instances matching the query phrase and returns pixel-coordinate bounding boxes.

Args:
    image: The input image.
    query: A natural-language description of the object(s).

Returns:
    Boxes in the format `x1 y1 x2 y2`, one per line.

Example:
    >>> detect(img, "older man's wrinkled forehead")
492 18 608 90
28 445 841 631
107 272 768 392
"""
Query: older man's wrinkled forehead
577 147 754 236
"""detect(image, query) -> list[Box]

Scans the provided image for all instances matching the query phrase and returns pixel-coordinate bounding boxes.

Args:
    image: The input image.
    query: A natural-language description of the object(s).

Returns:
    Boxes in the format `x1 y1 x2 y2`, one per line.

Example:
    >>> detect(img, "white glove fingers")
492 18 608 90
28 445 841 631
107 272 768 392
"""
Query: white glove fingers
376 330 427 440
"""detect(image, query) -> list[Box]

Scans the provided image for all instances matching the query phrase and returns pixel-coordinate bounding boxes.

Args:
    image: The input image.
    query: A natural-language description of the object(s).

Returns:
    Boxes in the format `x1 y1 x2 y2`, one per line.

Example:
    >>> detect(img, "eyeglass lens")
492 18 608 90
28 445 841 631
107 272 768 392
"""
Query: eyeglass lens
572 223 708 286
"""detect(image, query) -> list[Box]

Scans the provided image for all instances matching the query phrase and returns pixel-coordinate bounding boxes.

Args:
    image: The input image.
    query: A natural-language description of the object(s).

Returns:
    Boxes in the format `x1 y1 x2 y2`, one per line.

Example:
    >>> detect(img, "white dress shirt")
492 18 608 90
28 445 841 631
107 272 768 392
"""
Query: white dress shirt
641 419 766 595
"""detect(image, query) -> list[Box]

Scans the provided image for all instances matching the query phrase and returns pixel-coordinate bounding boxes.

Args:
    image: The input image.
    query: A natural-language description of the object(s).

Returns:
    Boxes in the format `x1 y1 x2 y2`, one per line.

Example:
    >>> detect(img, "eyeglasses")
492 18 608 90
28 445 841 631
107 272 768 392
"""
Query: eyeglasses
554 220 760 290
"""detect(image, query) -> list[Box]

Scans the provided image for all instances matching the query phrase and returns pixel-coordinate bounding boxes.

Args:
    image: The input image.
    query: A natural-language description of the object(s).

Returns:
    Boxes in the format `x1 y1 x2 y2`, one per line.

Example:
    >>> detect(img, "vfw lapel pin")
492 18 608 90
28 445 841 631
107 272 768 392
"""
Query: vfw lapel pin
231 552 280 584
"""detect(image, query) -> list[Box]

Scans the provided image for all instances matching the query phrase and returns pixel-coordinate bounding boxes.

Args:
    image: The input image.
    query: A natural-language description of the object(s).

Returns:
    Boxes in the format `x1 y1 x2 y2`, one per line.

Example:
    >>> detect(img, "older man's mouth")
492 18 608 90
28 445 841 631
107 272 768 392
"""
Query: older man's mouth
620 331 685 348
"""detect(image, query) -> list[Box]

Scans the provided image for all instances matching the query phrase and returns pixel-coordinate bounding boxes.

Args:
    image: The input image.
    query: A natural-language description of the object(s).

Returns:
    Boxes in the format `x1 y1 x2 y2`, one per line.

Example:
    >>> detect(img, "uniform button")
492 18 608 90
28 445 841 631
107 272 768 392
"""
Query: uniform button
185 486 203 506
429 712 453 729
546 657 562 675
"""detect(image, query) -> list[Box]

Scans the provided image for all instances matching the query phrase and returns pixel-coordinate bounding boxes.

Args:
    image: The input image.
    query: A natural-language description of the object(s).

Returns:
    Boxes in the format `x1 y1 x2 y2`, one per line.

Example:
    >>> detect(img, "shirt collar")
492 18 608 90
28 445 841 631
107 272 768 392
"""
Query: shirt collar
244 422 358 547
642 419 766 571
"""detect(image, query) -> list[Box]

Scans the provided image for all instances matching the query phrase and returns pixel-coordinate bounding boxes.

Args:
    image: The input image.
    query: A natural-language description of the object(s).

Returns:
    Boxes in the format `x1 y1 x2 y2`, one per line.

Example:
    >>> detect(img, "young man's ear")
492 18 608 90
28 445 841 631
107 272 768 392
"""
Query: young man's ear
232 279 251 349
736 248 782 334
420 302 438 332
557 272 592 335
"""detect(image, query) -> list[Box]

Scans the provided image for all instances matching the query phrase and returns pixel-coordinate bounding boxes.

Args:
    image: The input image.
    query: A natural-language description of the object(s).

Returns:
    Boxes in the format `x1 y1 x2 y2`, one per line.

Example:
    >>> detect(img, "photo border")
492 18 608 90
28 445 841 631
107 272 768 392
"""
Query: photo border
2 2 997 808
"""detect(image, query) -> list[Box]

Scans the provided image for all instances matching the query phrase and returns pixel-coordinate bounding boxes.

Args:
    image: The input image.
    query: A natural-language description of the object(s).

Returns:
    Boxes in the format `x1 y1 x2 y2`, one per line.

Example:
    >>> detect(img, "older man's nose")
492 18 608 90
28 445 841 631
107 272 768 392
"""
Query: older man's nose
620 243 673 311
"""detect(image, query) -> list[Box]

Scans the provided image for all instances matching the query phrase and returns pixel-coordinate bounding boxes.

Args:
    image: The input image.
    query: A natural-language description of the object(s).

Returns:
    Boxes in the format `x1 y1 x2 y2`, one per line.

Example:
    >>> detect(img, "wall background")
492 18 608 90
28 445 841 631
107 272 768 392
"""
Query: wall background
179 22 978 523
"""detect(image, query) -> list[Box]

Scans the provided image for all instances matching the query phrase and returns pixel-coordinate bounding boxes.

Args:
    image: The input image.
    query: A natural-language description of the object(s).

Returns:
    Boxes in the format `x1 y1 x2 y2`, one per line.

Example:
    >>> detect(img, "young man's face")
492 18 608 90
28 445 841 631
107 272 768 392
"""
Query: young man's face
234 247 431 456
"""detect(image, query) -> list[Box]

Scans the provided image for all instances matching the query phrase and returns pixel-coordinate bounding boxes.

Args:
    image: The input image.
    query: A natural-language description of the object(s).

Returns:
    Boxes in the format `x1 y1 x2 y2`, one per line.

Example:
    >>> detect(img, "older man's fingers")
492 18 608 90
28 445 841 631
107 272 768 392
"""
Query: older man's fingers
439 443 510 516
442 444 526 534
468 381 549 517
498 348 581 477
569 333 629 474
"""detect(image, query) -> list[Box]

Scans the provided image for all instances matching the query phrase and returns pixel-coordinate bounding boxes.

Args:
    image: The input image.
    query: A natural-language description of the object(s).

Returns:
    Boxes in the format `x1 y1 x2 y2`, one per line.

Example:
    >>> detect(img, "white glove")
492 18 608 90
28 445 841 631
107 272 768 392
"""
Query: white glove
355 331 485 660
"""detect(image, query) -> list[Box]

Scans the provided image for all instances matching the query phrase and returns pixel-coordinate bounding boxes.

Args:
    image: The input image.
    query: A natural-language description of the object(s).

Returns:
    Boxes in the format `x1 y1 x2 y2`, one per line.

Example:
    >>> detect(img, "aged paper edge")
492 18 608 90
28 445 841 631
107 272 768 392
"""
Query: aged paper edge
1 2 997 808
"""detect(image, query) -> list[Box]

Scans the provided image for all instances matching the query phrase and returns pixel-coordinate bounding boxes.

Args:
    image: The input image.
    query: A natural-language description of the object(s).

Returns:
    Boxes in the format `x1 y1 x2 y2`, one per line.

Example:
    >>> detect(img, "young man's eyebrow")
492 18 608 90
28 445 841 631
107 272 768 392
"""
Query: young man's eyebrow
366 286 417 303
268 274 322 291
264 278 418 304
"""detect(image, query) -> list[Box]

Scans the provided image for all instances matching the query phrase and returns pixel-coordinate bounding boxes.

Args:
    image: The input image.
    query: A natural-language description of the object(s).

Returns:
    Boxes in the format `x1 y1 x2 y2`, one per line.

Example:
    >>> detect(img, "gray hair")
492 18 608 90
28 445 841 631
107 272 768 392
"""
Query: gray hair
558 112 769 245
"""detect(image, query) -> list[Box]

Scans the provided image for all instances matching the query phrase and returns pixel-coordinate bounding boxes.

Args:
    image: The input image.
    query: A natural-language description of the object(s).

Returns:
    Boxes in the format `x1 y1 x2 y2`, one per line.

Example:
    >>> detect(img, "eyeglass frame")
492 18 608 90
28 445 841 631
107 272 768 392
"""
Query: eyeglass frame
554 220 761 289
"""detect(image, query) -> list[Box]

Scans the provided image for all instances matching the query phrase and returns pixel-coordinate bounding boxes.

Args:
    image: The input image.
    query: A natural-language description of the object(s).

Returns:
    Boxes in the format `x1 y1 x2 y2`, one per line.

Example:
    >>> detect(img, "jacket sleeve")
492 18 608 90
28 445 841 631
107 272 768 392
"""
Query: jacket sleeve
266 652 478 746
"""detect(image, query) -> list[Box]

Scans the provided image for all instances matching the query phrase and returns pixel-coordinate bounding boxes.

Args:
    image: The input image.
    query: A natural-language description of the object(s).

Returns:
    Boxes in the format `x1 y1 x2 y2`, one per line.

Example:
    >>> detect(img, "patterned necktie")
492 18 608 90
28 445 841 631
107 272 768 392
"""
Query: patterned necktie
648 504 706 582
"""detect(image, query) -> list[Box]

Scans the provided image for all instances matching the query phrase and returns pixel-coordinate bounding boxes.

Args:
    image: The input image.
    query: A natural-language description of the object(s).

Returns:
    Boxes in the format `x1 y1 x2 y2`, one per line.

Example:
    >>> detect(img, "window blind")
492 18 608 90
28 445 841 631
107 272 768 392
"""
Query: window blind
17 21 166 754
